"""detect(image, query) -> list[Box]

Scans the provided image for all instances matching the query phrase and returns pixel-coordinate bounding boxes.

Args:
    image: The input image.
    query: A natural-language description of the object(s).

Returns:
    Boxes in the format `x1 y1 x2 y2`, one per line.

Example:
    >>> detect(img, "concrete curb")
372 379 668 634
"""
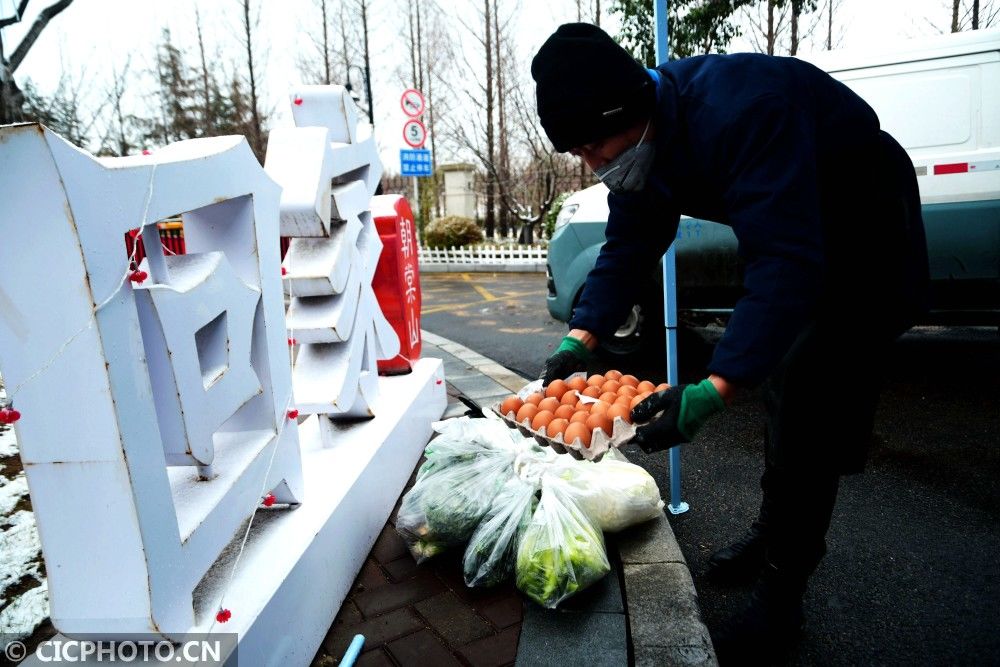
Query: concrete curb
618 515 719 666
421 330 718 666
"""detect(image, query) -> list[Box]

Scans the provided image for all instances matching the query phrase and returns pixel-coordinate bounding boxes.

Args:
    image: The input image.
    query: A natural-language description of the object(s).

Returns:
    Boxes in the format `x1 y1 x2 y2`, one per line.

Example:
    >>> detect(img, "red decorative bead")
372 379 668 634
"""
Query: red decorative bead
435 379 443 385
287 337 297 346
7 409 20 423
262 493 276 507
129 270 148 284
216 608 231 623
281 267 287 276
286 409 299 420
141 149 151 156
293 97 303 105
0 408 15 424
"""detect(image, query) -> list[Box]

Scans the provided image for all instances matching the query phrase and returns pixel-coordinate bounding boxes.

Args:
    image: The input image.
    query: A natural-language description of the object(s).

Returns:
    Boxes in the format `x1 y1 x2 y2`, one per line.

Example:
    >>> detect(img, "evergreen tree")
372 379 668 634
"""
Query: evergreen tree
610 0 752 63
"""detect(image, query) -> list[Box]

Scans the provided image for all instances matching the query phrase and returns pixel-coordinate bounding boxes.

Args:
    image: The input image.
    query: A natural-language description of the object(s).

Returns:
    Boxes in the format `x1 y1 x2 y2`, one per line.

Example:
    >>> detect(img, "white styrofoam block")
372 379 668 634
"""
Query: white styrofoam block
357 212 384 284
285 267 363 345
282 216 362 297
263 126 336 238
288 86 359 144
0 124 303 640
331 180 369 223
45 358 447 665
135 252 263 466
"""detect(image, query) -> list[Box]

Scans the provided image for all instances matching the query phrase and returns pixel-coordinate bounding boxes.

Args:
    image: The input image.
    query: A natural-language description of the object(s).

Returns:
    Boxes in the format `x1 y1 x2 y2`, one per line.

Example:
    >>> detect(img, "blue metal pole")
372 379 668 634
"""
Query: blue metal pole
653 0 689 515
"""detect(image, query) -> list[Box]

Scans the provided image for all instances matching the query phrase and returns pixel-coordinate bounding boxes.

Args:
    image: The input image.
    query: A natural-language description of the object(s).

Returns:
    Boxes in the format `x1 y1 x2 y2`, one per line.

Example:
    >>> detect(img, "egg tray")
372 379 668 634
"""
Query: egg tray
490 375 638 462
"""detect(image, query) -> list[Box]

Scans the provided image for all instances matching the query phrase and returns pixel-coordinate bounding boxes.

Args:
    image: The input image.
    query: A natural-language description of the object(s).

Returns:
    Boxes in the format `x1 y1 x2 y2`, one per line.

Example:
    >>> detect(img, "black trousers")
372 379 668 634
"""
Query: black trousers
753 130 929 586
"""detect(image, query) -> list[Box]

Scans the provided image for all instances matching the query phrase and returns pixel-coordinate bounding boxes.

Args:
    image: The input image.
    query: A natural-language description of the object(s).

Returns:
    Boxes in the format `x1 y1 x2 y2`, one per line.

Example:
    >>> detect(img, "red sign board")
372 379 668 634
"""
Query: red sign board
371 194 422 374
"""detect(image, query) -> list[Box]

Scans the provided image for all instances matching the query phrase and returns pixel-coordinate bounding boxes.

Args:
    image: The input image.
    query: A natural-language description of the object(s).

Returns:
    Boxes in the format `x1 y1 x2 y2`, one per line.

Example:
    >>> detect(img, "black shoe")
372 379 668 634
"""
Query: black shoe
710 567 805 665
706 524 767 584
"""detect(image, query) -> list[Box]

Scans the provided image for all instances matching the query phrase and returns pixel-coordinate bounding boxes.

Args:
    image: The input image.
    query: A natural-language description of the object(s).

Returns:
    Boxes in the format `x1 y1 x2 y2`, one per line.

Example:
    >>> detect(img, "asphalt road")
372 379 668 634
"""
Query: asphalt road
421 271 1000 666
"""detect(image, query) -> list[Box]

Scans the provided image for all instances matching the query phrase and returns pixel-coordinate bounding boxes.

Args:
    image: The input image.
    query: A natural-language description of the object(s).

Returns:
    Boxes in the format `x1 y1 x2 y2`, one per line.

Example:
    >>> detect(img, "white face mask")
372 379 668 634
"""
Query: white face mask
594 119 656 194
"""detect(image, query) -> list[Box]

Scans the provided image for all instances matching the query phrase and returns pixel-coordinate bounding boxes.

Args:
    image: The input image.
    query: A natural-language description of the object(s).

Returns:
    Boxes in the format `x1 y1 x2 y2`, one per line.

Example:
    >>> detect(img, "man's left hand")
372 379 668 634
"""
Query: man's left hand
629 378 727 453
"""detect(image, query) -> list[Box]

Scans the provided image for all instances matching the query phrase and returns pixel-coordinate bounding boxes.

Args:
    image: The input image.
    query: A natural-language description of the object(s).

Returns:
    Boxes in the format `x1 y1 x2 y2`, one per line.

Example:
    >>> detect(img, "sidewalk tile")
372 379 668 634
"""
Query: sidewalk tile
459 625 520 666
383 555 420 583
351 560 389 596
356 648 396 666
633 644 716 667
331 600 363 628
321 608 423 656
516 606 627 667
372 525 409 564
616 513 687 565
415 591 493 646
623 562 708 650
386 629 464 667
354 568 447 617
476 596 523 630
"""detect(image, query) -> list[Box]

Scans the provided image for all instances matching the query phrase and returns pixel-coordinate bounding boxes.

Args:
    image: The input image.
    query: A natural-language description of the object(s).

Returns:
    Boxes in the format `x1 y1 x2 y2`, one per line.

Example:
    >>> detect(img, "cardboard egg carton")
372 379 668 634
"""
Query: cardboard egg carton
491 374 638 462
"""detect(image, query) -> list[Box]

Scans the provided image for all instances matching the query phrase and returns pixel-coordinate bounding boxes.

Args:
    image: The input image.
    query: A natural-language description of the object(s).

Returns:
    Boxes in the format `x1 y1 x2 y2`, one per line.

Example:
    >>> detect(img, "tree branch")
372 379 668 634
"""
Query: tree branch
10 0 73 72
0 0 31 29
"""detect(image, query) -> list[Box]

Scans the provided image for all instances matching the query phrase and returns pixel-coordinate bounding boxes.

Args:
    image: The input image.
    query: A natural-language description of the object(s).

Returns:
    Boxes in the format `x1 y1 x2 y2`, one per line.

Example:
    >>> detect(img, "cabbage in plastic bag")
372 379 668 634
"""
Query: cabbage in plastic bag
397 417 522 562
515 476 610 608
551 452 664 532
463 475 538 588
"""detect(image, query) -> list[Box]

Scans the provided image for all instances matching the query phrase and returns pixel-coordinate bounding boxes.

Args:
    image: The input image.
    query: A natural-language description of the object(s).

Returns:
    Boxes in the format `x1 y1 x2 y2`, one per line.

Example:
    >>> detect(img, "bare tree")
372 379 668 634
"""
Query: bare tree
950 0 999 30
0 0 75 123
238 0 267 161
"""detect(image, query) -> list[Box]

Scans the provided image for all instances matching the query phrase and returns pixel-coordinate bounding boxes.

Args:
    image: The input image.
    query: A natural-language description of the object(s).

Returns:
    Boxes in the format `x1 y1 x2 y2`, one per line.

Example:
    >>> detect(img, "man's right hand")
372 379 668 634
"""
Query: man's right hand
540 334 592 386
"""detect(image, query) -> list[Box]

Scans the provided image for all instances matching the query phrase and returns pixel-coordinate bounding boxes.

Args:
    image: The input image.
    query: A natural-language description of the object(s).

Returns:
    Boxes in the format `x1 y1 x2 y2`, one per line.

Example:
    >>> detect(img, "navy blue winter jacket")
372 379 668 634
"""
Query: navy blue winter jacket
568 53 889 386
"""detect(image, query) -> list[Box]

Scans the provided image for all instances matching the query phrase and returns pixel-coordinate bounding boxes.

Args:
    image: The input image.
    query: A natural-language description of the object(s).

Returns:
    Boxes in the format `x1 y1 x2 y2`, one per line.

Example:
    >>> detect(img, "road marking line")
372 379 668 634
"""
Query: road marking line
421 290 537 315
460 272 498 301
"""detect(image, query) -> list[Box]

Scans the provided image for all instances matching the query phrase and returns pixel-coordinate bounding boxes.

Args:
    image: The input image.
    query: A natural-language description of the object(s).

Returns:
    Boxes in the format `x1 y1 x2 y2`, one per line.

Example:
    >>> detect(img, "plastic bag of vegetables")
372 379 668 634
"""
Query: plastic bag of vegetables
463 468 539 587
550 450 664 532
397 417 527 563
515 475 610 608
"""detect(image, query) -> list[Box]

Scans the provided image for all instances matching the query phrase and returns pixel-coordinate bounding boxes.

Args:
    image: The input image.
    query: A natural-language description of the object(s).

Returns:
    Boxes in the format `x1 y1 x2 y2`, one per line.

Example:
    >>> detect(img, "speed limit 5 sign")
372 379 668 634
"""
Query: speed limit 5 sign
403 119 427 148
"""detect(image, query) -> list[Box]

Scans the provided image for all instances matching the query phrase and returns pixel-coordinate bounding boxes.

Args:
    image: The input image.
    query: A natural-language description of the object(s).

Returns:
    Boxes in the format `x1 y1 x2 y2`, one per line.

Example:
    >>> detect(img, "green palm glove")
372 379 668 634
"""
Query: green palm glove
629 379 725 452
540 336 591 386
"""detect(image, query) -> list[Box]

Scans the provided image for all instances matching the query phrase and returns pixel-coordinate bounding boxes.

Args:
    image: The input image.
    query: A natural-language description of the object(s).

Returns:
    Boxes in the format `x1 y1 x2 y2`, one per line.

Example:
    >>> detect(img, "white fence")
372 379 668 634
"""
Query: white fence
418 244 548 272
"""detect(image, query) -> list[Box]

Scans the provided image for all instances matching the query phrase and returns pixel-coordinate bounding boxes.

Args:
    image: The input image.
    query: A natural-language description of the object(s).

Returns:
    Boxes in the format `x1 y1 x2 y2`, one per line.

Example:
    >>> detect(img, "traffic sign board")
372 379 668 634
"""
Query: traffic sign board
400 89 426 117
400 149 433 177
402 119 427 148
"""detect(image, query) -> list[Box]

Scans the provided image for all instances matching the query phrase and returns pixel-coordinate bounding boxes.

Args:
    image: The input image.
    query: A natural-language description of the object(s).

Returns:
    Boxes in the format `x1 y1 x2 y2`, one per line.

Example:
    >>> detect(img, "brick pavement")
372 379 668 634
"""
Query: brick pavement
312 448 523 667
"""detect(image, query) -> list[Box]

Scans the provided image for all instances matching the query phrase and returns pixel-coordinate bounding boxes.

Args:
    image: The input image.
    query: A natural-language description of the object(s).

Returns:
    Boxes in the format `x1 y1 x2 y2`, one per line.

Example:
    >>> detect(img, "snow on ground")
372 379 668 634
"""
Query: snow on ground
0 376 48 640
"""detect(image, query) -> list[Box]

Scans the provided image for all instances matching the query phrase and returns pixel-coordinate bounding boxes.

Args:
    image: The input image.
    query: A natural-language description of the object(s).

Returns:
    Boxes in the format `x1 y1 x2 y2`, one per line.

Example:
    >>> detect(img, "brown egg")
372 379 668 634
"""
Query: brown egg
524 392 544 406
655 383 671 392
560 390 580 406
607 403 631 424
546 418 569 438
538 397 560 413
574 400 592 413
500 396 523 416
586 413 613 438
545 379 568 399
618 385 639 400
586 374 606 387
605 370 623 381
564 422 592 448
599 391 618 404
601 380 621 394
531 410 555 431
589 400 610 415
620 374 639 388
569 411 590 424
630 393 651 410
554 404 575 420
581 386 602 399
516 403 539 424
637 380 656 393
567 376 588 392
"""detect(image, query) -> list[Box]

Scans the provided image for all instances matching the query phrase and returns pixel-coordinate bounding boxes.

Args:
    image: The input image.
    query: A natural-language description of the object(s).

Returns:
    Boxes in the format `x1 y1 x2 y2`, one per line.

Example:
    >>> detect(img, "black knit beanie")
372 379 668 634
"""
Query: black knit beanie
531 23 655 153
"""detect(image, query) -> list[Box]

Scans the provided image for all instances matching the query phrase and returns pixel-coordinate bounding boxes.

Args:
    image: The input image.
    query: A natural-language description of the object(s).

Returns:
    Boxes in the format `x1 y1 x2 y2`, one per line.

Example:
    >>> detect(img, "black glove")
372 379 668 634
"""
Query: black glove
629 385 688 453
539 349 587 387
540 335 591 386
